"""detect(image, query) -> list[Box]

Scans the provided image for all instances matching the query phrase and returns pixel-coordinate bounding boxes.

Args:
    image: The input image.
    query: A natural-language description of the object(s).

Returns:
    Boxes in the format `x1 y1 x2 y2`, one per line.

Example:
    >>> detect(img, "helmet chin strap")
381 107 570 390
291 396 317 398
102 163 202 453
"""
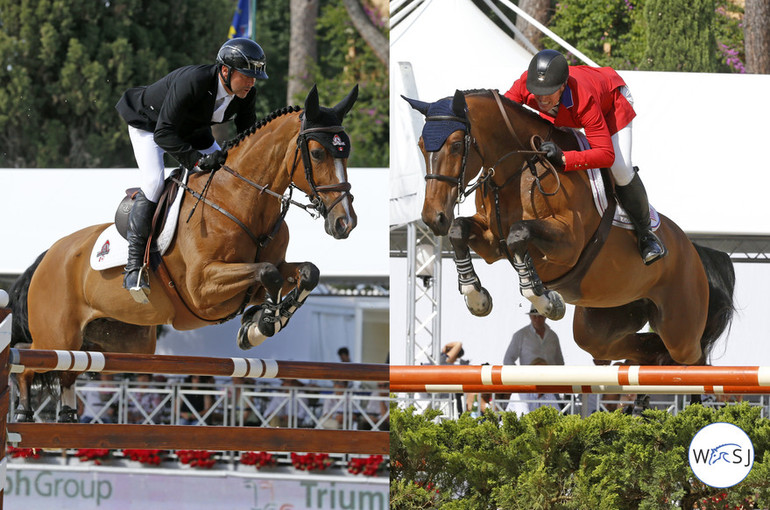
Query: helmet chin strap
219 65 233 93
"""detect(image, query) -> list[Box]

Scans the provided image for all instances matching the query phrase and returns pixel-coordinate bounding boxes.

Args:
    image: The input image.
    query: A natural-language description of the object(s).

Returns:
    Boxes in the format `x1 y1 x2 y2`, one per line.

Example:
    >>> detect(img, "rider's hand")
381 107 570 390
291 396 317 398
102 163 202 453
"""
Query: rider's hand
540 141 565 170
195 150 227 173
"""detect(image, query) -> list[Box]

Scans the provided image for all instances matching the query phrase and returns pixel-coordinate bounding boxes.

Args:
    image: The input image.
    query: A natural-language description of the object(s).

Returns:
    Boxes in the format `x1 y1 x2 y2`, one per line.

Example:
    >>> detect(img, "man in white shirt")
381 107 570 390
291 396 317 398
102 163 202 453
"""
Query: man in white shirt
503 305 564 366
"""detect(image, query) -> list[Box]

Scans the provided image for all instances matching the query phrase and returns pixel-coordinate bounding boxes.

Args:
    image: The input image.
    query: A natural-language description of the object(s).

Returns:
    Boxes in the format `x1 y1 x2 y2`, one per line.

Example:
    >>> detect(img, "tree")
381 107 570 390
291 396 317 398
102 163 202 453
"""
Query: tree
743 0 770 73
342 0 388 66
287 0 319 104
308 1 388 167
515 0 551 50
0 0 233 168
642 0 719 72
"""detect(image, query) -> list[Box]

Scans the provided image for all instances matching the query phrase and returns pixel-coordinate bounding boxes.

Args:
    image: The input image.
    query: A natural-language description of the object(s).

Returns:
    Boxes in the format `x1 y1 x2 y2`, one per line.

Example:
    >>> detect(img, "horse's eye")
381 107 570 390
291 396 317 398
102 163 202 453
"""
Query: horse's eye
451 141 464 154
310 148 326 161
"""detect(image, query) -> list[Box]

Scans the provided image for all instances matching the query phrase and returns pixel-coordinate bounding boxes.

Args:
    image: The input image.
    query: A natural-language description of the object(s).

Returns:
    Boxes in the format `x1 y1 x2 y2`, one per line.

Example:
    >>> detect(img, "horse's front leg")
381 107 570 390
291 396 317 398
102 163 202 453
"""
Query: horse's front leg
193 261 284 312
506 220 566 320
448 215 499 317
238 261 320 350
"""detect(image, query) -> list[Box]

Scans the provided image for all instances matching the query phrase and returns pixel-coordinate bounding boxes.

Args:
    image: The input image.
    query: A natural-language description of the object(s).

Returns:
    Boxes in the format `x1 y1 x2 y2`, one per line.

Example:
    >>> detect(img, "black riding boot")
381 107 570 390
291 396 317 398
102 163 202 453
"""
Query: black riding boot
123 190 157 303
615 172 667 265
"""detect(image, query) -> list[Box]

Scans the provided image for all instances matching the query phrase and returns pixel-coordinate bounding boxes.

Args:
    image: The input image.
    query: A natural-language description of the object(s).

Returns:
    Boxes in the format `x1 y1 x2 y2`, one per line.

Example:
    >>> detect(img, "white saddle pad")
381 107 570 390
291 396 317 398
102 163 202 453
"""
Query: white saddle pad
89 174 187 271
570 130 661 231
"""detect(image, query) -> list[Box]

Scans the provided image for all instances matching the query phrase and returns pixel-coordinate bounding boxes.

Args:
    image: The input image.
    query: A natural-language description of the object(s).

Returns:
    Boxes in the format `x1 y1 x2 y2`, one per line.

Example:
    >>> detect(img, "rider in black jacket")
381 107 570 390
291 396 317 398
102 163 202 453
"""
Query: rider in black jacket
115 38 267 303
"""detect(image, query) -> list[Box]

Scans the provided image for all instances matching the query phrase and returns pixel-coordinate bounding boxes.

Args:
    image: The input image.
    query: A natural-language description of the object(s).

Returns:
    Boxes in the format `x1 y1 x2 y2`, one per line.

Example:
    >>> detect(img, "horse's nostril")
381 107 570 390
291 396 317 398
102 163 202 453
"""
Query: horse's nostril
336 217 349 234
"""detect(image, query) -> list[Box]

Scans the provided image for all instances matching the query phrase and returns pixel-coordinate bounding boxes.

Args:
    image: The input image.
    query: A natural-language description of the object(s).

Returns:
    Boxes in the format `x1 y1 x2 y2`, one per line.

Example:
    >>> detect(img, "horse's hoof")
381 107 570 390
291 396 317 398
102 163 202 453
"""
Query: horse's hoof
543 291 566 320
14 409 34 423
464 287 493 317
58 406 78 423
237 323 270 350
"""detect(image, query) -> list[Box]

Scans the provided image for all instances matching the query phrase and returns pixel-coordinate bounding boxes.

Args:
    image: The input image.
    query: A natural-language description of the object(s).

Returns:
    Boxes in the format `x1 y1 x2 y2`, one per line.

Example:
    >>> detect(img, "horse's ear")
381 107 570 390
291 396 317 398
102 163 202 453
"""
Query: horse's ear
451 90 467 118
332 84 359 120
402 95 430 116
304 84 320 121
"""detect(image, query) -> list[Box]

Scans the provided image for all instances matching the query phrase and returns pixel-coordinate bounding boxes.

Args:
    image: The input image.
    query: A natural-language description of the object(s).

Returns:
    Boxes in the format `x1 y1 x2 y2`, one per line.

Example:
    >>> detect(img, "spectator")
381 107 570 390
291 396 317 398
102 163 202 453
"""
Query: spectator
337 347 351 363
504 306 564 366
502 307 565 412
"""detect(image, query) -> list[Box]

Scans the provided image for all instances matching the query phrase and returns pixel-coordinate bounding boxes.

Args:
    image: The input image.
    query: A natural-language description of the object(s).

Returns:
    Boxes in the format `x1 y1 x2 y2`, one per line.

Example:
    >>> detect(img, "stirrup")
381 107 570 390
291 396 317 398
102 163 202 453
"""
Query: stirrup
123 266 151 304
638 232 667 266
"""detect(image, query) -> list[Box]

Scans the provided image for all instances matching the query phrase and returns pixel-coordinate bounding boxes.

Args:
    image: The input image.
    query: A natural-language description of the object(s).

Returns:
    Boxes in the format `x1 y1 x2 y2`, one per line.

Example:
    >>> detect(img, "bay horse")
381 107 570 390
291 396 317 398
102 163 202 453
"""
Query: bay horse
10 84 359 422
405 89 735 368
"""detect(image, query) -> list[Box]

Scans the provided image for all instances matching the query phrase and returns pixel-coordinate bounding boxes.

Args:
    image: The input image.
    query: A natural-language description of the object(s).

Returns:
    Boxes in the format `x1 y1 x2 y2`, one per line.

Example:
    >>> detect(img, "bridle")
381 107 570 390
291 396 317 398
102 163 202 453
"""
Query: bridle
424 91 562 205
423 113 479 204
174 114 354 250
294 114 353 218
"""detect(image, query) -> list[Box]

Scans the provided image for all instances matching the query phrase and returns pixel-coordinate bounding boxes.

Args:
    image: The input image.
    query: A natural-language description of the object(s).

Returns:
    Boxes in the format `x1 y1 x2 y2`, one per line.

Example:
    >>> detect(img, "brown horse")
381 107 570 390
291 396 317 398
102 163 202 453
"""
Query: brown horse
10 84 359 422
405 89 735 368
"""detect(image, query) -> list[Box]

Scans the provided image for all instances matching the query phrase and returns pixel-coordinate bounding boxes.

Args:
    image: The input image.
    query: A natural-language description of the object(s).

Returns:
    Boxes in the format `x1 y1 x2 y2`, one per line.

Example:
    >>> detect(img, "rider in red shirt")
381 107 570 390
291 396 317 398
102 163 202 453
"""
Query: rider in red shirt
504 49 666 265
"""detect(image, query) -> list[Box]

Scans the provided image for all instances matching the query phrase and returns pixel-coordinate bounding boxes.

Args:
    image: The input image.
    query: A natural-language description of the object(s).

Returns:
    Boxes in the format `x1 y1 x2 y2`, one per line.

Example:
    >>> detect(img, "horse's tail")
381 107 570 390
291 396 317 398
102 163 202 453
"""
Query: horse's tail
9 251 47 347
8 251 62 404
694 244 736 361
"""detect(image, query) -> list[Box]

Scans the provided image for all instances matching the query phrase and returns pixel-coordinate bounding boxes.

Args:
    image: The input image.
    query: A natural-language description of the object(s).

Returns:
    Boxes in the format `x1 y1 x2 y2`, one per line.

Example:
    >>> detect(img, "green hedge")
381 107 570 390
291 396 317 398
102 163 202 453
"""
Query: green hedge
390 403 770 509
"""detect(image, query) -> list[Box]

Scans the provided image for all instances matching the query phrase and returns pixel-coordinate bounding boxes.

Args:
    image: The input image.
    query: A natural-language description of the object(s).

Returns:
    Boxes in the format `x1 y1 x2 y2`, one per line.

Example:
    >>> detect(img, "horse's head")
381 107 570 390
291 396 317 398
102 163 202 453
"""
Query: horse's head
294 84 359 239
404 90 480 236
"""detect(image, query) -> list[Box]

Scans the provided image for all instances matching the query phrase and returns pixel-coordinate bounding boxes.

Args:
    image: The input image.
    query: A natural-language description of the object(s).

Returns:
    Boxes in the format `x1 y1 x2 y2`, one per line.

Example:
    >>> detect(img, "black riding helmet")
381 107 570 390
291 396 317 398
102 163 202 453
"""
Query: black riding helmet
217 38 268 90
526 49 569 96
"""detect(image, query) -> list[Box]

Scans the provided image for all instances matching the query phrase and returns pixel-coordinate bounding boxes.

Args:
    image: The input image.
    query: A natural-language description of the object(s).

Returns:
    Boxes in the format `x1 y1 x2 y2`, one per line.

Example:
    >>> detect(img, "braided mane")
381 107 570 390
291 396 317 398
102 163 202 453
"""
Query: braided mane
222 105 303 151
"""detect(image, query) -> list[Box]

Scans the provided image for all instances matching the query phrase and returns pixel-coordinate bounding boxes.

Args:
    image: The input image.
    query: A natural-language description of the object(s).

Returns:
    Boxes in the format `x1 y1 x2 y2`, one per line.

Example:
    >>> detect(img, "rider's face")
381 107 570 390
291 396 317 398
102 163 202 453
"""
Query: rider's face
224 68 256 99
534 84 565 112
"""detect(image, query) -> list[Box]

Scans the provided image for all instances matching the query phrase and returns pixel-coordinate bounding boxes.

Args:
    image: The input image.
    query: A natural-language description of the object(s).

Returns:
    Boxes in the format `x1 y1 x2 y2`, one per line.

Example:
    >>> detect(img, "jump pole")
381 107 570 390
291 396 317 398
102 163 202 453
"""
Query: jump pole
391 383 770 395
6 423 388 454
390 364 770 388
11 349 388 382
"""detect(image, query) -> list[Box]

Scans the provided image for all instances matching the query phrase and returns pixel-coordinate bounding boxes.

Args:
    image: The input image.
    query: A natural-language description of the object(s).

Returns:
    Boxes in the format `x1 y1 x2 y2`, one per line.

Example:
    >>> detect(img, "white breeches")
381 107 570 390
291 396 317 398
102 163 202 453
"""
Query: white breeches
127 125 220 202
610 86 635 186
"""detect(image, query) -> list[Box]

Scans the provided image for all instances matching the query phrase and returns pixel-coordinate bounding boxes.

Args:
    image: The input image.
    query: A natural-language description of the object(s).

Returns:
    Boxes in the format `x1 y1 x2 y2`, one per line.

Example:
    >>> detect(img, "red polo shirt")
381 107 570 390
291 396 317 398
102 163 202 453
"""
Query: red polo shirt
504 66 636 171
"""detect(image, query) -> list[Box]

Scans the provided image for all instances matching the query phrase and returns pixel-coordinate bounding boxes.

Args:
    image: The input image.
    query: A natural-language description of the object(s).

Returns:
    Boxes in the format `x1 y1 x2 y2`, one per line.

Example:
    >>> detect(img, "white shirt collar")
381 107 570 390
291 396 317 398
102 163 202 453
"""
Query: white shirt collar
212 77 234 123
215 76 232 103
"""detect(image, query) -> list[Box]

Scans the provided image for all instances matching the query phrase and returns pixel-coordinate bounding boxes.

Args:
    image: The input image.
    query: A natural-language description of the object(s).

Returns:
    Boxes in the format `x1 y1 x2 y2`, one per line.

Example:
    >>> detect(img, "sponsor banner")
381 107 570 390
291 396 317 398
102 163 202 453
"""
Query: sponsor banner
4 465 388 509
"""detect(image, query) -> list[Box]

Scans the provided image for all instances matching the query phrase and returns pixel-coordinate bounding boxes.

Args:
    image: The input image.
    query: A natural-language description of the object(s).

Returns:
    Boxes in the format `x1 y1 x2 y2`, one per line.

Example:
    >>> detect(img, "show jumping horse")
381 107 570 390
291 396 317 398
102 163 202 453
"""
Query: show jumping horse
405 89 735 368
10 84 359 422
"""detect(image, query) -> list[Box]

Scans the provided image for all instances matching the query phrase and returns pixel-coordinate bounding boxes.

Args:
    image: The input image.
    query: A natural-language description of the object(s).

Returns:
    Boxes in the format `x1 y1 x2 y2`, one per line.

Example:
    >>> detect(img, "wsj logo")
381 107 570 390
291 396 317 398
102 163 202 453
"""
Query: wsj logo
689 422 754 488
